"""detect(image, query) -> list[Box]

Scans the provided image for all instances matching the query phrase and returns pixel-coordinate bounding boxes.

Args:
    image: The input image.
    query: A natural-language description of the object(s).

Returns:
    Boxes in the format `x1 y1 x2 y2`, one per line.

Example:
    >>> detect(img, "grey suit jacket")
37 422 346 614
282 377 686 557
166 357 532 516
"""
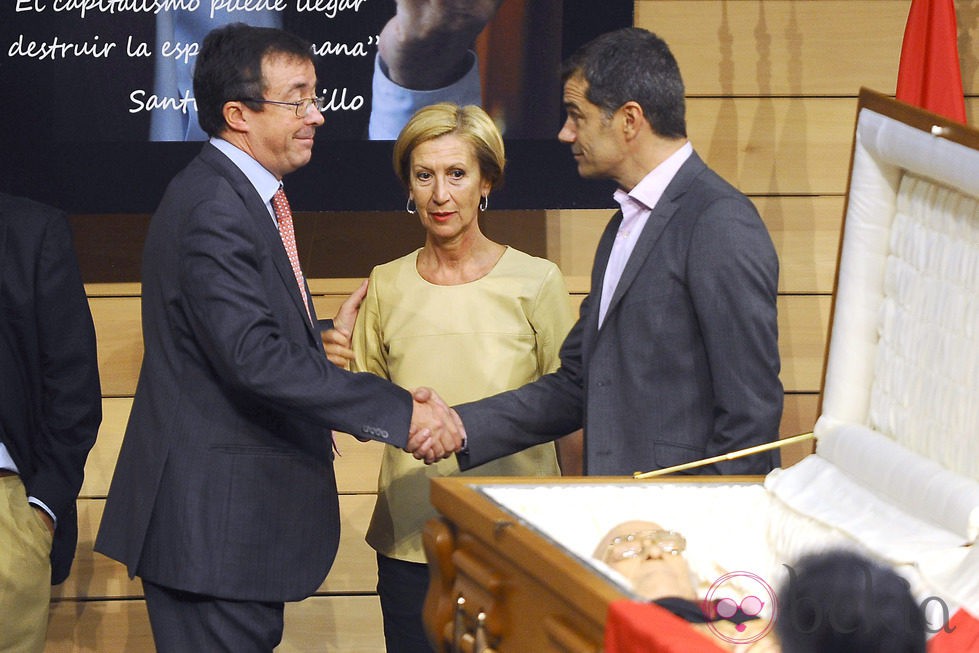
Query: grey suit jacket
457 152 782 476
95 144 413 602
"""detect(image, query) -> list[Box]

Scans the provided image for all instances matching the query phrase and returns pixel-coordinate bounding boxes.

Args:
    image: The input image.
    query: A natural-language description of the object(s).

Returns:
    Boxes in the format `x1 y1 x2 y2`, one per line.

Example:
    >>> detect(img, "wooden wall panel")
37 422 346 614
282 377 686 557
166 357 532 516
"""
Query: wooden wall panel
95 283 834 395
637 1 908 96
89 297 142 398
637 0 979 98
697 101 979 187
755 195 843 294
688 97 857 195
781 394 821 439
777 295 832 393
546 196 844 294
88 291 828 394
53 500 142 601
779 394 820 466
45 600 155 653
81 398 130 498
278 596 385 652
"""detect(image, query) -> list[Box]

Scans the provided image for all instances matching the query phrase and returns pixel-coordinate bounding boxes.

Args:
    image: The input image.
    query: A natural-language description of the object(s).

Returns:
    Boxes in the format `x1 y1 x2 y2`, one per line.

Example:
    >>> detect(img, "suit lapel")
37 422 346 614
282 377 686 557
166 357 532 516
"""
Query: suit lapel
199 145 317 339
600 153 707 326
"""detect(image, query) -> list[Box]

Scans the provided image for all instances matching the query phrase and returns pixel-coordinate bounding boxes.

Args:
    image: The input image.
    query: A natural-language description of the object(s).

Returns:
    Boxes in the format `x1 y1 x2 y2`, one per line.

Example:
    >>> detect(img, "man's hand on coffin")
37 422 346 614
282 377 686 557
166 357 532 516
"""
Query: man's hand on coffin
406 386 466 463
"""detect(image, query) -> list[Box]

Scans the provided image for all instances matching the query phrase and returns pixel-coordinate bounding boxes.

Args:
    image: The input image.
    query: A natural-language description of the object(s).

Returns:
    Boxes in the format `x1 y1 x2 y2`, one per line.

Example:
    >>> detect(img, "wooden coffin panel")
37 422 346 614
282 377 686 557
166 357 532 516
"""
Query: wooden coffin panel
424 481 611 652
424 477 761 652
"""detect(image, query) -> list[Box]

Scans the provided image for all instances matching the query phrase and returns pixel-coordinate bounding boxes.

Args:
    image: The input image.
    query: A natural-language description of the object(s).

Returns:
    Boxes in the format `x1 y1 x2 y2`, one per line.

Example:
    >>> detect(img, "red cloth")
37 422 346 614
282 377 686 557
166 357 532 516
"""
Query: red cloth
928 609 979 652
604 600 727 653
895 0 967 123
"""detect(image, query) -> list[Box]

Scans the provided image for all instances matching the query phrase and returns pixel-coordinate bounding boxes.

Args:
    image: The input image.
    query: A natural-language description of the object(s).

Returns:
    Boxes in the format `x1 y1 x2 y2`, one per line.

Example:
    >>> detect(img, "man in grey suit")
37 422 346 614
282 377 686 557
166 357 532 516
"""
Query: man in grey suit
94 24 462 652
451 27 782 476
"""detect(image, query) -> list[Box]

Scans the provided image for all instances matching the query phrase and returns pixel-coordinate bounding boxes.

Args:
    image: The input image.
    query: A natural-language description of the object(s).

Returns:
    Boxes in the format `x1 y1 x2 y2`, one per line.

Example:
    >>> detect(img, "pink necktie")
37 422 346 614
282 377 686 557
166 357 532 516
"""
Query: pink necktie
274 189 341 455
272 187 311 322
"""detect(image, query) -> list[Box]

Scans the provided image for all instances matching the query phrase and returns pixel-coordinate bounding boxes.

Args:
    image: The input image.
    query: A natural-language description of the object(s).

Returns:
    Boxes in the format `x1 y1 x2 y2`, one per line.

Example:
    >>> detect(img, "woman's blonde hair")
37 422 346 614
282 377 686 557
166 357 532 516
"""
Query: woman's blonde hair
392 103 506 190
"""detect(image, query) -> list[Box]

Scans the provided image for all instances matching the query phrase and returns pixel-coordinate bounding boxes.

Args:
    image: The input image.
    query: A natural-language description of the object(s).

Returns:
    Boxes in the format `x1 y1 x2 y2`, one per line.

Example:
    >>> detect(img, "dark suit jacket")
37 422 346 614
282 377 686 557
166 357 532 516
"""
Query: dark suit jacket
94 143 413 602
457 152 783 476
0 194 102 584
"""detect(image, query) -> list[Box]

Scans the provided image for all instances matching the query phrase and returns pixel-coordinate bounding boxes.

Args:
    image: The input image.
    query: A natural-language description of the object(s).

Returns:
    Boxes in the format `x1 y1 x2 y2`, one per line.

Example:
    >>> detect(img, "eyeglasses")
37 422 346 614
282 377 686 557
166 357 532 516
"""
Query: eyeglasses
602 529 687 563
241 96 327 117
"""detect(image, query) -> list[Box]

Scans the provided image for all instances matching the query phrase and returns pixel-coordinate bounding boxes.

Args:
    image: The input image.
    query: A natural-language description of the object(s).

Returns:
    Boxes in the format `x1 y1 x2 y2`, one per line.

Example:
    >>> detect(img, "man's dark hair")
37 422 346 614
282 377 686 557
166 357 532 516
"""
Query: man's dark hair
561 27 686 139
777 550 926 653
194 23 314 137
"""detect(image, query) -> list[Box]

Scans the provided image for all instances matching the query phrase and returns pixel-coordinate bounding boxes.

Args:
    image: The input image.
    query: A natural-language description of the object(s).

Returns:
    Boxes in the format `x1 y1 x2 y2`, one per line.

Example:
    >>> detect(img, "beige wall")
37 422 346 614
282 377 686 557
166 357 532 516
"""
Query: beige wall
47 2 978 650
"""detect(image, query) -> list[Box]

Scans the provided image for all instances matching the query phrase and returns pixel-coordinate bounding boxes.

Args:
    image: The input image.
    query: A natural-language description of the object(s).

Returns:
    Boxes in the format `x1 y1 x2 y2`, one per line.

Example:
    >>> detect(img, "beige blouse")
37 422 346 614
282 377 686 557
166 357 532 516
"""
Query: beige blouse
352 246 575 562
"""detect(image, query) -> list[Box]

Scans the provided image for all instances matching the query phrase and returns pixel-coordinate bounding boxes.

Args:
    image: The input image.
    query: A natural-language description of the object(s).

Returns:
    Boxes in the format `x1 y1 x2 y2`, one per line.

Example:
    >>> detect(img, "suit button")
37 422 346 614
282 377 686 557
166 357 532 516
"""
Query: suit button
361 425 389 439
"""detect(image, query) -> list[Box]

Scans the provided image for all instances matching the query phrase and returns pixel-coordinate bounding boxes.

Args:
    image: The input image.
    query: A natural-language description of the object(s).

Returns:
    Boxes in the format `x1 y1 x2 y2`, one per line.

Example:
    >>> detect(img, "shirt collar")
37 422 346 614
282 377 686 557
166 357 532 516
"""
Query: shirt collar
210 137 282 207
613 141 694 220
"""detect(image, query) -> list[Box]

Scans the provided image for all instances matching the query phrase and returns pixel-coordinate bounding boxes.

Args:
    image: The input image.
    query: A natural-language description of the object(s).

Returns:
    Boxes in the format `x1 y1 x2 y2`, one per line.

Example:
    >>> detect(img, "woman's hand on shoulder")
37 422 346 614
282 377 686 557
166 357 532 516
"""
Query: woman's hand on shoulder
322 328 355 369
325 279 369 369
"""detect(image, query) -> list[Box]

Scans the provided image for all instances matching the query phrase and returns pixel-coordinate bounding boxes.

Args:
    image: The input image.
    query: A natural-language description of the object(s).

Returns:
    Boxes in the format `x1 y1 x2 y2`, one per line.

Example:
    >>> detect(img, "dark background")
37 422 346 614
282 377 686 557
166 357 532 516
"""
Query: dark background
1 1 631 212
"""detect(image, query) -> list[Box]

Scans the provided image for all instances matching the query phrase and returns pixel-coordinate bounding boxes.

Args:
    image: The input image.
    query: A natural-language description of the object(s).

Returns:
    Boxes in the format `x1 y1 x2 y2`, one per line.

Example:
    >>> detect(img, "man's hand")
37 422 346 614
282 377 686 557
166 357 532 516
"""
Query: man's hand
378 0 505 89
323 280 368 369
405 387 466 463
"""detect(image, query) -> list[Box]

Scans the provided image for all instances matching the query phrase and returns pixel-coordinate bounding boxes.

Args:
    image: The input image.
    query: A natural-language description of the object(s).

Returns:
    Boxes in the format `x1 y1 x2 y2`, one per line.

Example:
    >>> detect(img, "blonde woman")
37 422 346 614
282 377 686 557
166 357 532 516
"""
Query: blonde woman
327 103 579 652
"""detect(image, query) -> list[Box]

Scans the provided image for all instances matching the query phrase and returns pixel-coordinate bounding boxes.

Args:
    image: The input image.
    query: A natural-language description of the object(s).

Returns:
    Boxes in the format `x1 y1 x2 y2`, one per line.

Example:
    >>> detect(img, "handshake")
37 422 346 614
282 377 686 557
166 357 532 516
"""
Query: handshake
406 387 466 464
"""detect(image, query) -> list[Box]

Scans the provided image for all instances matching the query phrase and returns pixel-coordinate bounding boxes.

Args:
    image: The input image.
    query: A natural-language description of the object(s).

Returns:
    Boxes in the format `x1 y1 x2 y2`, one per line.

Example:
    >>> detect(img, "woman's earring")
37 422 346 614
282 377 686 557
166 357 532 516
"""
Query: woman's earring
406 197 417 214
479 195 488 212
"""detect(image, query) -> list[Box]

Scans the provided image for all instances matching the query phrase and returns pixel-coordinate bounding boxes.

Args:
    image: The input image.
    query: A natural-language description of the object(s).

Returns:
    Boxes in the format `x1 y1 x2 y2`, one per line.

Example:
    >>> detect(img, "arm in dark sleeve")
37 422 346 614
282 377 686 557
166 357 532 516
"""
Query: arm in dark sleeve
688 196 783 473
179 197 412 446
29 210 102 523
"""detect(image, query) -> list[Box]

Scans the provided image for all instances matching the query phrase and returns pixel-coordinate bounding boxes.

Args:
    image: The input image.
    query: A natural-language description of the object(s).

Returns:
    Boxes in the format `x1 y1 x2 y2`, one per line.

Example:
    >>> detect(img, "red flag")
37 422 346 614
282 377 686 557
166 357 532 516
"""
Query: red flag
896 0 967 123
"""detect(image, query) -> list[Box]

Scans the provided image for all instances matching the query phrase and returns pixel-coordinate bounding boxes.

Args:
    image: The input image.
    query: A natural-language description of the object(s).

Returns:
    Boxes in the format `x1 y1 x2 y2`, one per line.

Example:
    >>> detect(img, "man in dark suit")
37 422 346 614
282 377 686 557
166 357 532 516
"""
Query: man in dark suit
0 193 102 653
451 27 783 476
94 24 463 652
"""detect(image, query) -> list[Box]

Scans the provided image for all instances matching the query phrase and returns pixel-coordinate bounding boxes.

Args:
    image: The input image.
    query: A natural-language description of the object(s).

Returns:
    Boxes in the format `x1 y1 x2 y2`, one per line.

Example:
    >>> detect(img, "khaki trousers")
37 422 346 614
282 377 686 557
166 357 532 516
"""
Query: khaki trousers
0 475 52 653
